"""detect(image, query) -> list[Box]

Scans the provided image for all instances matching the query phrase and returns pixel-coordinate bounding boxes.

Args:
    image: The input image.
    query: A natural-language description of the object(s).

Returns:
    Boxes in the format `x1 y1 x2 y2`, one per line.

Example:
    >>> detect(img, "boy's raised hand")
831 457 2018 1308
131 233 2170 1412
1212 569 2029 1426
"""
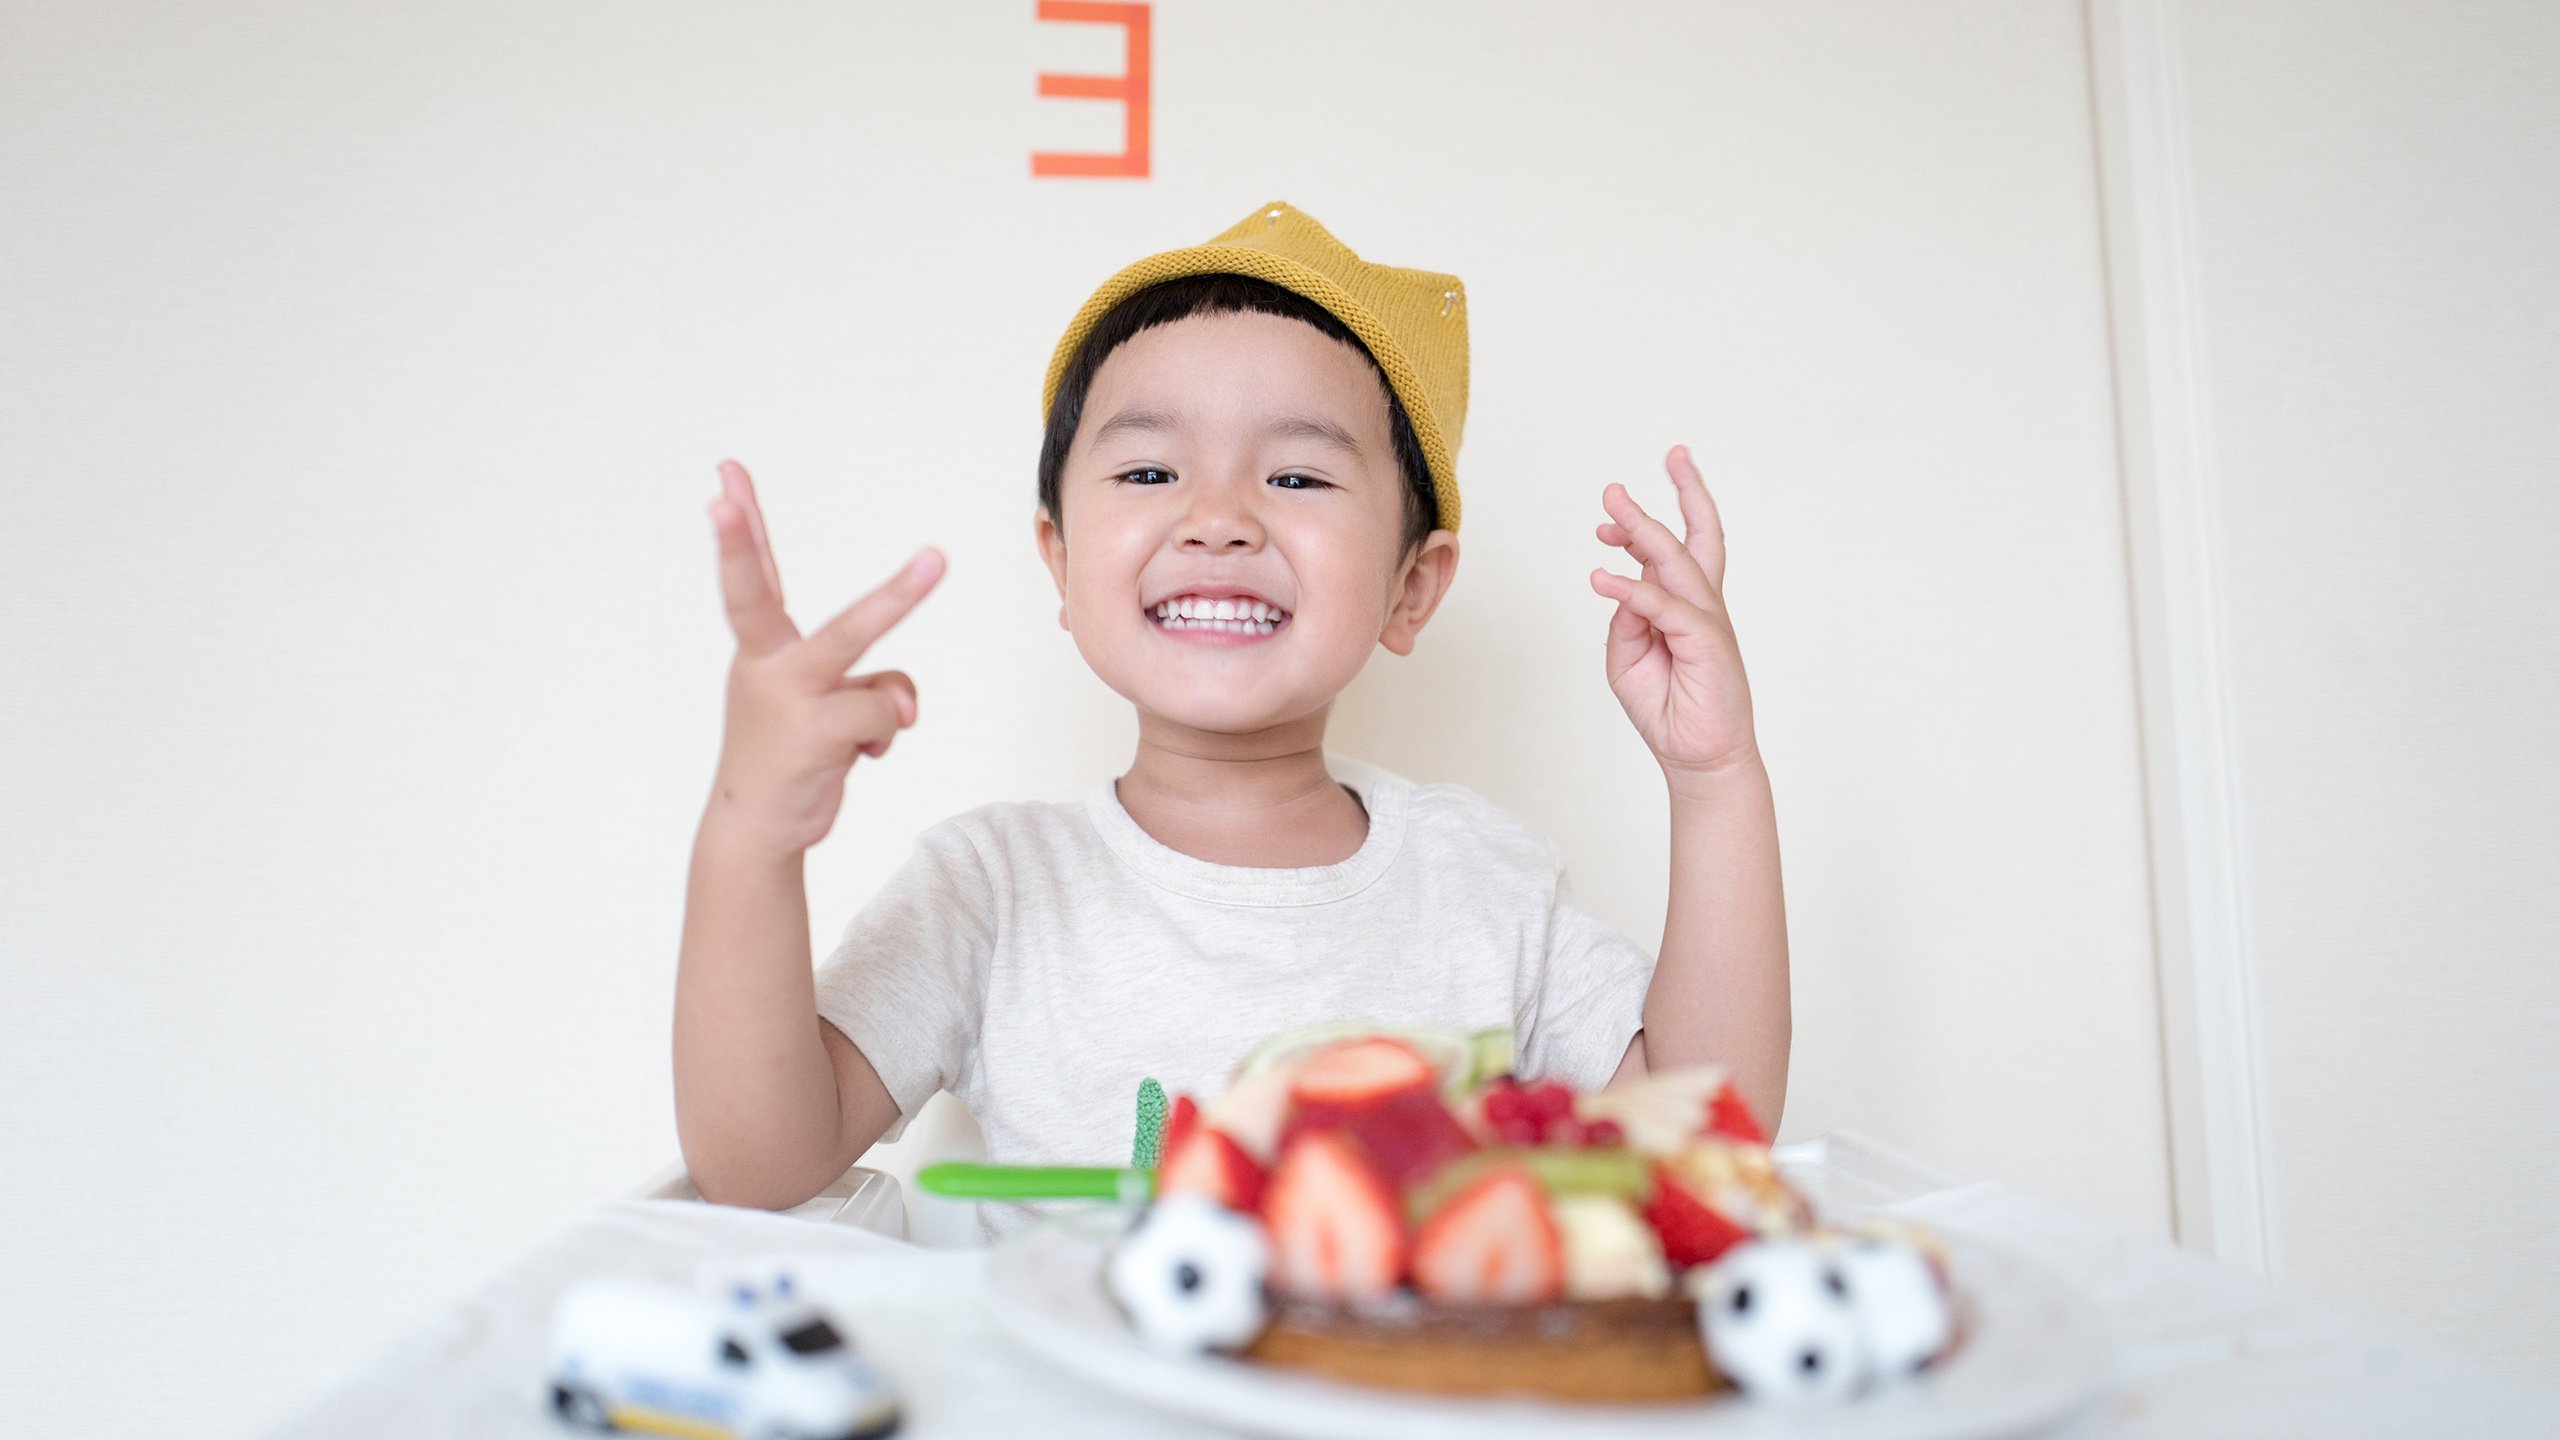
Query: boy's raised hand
706 458 944 855
1590 446 1760 787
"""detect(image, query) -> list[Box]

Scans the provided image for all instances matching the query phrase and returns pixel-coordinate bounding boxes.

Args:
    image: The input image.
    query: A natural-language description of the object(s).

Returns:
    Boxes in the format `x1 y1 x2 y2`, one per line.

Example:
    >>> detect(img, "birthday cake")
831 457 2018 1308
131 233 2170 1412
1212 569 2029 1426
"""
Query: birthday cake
1103 1025 1955 1405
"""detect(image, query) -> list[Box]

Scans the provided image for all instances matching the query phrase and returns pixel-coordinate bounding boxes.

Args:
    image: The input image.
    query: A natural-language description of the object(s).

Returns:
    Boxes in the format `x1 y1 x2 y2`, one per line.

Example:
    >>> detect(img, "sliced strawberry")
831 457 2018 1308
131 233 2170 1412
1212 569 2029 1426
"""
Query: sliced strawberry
1263 1131 1408 1302
1411 1166 1564 1304
1159 1093 1201 1165
1641 1161 1750 1267
1155 1125 1266 1211
1280 1085 1479 1194
1288 1037 1434 1110
1704 1082 1767 1145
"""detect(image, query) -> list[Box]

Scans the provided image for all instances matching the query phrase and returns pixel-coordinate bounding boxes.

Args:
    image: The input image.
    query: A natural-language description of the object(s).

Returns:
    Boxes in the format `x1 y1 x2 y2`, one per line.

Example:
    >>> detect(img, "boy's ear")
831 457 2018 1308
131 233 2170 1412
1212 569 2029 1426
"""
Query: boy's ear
1379 530 1460 657
1033 506 1070 629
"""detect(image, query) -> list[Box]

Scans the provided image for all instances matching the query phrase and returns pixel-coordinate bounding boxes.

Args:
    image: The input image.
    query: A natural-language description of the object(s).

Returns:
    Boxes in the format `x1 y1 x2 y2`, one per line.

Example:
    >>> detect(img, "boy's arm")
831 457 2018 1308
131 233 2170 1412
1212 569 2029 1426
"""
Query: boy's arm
1590 447 1792 1129
674 459 942 1208
1634 757 1790 1126
673 818 900 1208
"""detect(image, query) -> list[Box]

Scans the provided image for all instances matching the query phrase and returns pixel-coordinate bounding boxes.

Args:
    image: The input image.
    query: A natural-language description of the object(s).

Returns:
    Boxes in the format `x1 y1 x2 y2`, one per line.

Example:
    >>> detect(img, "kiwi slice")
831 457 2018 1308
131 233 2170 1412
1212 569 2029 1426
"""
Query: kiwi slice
1408 1146 1654 1223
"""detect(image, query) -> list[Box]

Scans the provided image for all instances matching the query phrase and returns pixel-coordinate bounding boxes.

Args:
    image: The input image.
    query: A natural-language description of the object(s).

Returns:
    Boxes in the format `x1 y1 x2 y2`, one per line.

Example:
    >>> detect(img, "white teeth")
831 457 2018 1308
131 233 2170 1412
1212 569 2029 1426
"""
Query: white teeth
1149 595 1288 629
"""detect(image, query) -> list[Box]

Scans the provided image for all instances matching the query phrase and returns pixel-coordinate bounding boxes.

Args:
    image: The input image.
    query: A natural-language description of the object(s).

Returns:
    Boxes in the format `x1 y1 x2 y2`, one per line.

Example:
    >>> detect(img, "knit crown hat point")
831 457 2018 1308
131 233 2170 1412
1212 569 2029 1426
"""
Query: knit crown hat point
1041 200 1470 531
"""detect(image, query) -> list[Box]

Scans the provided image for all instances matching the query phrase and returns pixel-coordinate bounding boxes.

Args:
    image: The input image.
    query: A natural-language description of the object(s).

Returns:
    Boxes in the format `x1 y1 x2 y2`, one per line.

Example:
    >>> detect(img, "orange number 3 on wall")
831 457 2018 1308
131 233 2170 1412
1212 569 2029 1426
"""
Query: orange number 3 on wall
1032 2 1151 178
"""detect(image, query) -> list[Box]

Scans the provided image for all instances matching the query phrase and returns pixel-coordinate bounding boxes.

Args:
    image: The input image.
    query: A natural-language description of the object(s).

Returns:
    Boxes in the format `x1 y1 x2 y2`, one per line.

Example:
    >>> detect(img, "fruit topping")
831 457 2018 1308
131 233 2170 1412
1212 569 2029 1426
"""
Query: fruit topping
1576 1067 1751 1155
1263 1131 1408 1303
1659 1138 1812 1238
1280 1085 1479 1193
1479 1075 1627 1146
1156 1125 1267 1212
1237 1022 1485 1100
1553 1194 1673 1300
1411 1166 1565 1304
1107 1194 1272 1354
1200 1061 1294 1164
1406 1145 1651 1222
1466 1027 1514 1088
1643 1160 1753 1267
1706 1083 1767 1145
1288 1037 1436 1109
1159 1093 1200 1166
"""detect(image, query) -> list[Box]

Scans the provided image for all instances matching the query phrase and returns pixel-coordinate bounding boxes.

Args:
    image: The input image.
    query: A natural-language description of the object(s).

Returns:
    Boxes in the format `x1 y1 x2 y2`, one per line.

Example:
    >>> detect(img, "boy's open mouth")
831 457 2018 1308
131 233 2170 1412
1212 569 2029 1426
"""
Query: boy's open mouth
1147 591 1291 641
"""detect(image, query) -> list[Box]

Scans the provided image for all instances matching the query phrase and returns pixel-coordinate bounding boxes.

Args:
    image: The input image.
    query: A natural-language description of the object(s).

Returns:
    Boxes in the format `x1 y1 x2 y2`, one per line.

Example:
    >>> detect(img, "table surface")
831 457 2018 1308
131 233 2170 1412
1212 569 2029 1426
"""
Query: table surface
266 1134 2554 1439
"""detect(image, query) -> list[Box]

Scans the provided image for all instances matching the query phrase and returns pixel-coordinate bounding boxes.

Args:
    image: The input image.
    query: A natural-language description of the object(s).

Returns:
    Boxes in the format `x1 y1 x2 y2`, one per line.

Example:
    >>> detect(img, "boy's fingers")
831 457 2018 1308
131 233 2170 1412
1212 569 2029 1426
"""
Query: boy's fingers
802 547 947 678
818 686 907 755
1600 484 1718 611
1590 567 1719 662
718 459 788 606
1602 595 1656 670
1665 446 1729 590
721 459 788 604
845 669 918 729
709 498 800 655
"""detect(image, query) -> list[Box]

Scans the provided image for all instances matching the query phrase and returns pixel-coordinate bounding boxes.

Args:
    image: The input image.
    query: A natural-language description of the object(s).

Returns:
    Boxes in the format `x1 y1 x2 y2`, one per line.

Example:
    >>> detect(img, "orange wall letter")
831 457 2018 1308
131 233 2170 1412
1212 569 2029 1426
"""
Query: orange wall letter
1032 2 1151 178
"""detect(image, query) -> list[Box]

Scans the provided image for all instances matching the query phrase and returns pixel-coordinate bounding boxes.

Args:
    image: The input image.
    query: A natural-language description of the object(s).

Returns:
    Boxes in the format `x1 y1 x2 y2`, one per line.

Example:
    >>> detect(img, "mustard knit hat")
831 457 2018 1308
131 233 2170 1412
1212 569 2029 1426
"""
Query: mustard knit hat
1040 200 1470 531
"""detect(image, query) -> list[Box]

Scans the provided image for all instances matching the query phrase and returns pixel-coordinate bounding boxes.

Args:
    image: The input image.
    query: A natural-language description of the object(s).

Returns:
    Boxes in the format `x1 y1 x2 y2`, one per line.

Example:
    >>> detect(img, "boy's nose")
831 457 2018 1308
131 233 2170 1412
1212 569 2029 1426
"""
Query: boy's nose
1177 480 1265 551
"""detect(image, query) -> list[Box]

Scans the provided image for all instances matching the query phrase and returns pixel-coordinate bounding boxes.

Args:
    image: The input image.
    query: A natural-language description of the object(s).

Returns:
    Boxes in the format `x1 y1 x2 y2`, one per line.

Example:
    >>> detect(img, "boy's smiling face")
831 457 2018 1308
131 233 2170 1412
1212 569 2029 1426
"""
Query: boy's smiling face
1036 309 1459 739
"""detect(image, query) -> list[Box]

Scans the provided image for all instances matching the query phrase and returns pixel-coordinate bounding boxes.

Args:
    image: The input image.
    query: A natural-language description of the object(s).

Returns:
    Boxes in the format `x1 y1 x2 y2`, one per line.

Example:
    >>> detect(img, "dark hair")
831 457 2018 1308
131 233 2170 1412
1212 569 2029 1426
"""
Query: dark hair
1038 273 1437 553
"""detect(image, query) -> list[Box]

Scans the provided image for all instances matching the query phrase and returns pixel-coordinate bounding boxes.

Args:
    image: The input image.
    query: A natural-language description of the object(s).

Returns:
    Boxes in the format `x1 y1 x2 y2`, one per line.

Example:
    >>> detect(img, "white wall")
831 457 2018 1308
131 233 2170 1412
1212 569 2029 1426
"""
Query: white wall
2166 0 2560 1379
2 3 2170 1433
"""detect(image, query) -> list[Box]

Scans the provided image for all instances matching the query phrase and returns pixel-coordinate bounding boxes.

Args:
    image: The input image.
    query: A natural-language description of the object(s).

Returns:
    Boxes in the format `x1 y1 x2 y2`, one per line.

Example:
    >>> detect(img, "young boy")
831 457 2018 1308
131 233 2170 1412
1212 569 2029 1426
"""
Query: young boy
673 202 1788 1226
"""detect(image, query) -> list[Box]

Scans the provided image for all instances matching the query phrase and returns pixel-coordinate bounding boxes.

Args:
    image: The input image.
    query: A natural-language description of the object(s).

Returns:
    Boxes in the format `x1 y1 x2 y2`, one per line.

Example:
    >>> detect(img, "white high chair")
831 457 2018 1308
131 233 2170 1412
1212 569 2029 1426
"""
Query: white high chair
638 1090 991 1247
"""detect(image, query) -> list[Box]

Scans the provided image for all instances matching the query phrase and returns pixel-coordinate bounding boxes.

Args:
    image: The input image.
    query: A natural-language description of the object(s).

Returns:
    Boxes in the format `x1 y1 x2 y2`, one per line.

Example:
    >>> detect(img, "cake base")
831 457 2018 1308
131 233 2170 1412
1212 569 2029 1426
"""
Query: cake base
1244 1295 1721 1402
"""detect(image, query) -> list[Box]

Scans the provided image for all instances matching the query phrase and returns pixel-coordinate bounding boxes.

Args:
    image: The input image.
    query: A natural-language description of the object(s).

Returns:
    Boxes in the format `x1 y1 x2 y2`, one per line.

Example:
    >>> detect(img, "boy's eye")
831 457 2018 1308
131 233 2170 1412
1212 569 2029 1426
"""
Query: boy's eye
1116 467 1176 486
1269 472 1331 491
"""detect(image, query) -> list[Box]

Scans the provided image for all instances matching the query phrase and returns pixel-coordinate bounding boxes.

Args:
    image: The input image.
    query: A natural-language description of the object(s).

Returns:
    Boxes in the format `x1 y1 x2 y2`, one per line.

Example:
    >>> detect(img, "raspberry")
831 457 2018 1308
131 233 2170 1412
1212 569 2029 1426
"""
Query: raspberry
1524 1081 1576 1124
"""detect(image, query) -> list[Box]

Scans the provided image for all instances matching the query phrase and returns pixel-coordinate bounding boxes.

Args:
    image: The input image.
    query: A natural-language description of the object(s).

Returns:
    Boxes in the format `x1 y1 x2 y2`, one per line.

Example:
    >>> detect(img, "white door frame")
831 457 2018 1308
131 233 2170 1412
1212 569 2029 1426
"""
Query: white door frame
2083 0 2279 1277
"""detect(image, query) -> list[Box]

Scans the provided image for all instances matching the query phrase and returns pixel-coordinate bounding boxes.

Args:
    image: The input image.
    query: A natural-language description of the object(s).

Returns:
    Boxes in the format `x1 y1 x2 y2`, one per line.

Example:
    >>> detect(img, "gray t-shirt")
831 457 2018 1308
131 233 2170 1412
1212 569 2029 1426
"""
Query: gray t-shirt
813 757 1654 1207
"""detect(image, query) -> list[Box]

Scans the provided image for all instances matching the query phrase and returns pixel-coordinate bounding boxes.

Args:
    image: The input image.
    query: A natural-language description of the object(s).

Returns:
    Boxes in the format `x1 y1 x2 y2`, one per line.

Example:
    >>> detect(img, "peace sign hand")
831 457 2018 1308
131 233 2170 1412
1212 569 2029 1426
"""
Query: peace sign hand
1589 446 1761 789
706 459 944 856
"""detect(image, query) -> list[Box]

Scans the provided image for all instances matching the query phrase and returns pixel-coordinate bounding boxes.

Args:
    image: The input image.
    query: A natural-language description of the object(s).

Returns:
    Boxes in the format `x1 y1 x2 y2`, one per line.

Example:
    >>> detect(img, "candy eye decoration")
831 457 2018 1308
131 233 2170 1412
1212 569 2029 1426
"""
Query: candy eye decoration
1107 1195 1272 1354
1696 1240 1870 1403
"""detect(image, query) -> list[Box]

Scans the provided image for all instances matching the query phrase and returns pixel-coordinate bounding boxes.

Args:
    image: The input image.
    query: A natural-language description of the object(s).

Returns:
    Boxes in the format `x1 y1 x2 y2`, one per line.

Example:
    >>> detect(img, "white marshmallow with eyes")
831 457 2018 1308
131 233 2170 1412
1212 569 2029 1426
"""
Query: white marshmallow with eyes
1837 1237 1953 1380
1695 1239 1869 1403
1107 1195 1272 1354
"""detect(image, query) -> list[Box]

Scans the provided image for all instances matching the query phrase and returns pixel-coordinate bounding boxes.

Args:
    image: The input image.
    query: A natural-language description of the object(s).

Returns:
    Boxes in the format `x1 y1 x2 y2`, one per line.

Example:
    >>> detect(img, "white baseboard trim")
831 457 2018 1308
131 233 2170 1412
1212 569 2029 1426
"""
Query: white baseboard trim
2084 0 2279 1277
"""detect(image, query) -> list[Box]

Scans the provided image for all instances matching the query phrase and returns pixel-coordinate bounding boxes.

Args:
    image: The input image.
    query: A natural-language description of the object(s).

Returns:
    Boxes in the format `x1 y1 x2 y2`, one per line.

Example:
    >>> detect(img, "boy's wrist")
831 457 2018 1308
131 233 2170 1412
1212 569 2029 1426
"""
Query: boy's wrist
1660 743 1769 809
695 799 812 873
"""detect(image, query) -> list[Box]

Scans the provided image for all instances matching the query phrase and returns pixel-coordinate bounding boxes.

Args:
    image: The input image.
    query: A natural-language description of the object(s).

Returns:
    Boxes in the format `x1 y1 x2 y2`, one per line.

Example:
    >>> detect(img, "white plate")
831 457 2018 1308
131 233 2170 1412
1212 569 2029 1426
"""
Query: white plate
986 1206 2111 1440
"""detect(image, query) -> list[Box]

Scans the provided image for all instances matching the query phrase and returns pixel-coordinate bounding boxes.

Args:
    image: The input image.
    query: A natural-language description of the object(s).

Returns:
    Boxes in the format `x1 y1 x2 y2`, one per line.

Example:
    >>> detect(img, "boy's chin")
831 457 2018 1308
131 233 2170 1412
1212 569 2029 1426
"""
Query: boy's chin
1131 689 1328 742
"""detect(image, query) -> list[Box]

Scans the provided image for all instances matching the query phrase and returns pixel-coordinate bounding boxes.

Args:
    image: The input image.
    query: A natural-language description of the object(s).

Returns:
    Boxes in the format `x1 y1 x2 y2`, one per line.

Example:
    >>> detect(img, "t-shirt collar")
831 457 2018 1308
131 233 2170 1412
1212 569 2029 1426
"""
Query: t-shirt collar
1084 756 1408 906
